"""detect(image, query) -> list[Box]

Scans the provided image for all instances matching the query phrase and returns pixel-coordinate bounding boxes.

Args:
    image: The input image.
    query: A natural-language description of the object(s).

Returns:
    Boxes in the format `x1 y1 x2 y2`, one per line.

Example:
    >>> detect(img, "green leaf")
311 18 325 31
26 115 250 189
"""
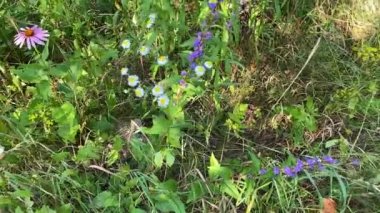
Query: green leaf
12 189 31 199
35 206 56 213
51 152 70 162
12 64 49 83
187 181 206 203
153 193 186 213
76 142 102 163
51 102 80 142
167 127 181 148
165 152 175 167
154 152 164 168
142 115 171 135
325 139 340 148
57 204 72 213
208 153 222 179
15 207 24 213
36 80 52 100
131 208 146 213
221 180 241 200
0 195 13 206
92 191 118 208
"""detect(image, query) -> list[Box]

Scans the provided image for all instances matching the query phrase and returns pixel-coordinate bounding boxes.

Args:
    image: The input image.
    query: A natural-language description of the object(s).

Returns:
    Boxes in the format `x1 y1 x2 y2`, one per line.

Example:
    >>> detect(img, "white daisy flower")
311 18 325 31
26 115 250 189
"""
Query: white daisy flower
149 13 157 20
157 55 168 66
123 89 128 94
157 94 169 108
134 87 145 98
194 65 206 77
152 85 164 97
139 46 150 56
120 67 129 76
146 20 154 28
127 75 140 87
121 39 131 49
204 61 213 69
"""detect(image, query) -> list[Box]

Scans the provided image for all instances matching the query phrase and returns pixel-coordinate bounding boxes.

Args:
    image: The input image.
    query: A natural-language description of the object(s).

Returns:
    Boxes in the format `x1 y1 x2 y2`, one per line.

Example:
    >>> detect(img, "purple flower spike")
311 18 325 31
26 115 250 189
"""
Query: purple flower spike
306 157 318 170
197 32 203 39
273 167 280 175
204 31 212 40
284 166 295 177
180 70 187 76
259 168 267 175
188 50 203 62
323 155 338 164
293 159 304 173
193 38 202 49
208 2 217 10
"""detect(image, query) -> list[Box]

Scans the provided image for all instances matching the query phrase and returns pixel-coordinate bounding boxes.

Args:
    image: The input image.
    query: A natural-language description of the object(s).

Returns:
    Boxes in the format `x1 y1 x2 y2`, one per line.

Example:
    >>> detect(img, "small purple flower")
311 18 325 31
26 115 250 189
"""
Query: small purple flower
293 159 304 173
284 166 295 177
350 158 360 166
190 62 197 70
208 2 217 10
259 168 267 175
180 70 187 76
273 167 280 175
322 155 338 164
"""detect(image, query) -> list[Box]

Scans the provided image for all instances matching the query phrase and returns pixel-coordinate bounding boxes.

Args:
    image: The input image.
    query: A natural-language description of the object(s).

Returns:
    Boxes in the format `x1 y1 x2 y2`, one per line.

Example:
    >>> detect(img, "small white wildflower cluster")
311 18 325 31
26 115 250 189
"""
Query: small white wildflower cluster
118 13 172 108
119 66 145 98
146 13 157 28
152 85 169 108
195 61 213 77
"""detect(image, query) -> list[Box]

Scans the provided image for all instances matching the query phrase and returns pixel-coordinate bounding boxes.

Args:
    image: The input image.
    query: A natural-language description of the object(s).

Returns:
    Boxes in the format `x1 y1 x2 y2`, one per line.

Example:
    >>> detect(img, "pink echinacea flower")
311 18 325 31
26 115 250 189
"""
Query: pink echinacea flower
14 25 49 49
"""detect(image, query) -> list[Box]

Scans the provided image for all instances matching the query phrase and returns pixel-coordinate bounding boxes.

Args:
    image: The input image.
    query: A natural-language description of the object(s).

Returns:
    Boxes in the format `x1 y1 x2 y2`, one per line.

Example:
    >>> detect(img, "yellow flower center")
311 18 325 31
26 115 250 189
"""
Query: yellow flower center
159 98 166 104
24 28 34 37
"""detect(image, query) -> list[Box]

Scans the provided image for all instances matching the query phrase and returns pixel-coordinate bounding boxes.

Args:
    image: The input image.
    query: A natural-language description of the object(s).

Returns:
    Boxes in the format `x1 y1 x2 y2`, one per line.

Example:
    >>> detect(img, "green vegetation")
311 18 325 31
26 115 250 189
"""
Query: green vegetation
0 0 379 212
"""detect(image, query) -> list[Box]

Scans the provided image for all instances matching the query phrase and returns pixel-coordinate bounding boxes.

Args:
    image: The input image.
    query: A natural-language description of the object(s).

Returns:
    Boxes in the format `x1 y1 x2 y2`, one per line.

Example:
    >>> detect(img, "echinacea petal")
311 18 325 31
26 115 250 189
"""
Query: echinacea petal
26 38 31 49
32 37 45 45
14 37 25 46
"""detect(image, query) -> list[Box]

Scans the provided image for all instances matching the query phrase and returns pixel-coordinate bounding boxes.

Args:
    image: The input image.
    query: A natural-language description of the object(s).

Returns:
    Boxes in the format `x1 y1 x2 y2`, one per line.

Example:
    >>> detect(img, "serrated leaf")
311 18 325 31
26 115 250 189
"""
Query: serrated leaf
92 191 118 208
142 116 171 135
76 143 101 163
51 102 80 142
36 80 52 100
12 64 49 83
